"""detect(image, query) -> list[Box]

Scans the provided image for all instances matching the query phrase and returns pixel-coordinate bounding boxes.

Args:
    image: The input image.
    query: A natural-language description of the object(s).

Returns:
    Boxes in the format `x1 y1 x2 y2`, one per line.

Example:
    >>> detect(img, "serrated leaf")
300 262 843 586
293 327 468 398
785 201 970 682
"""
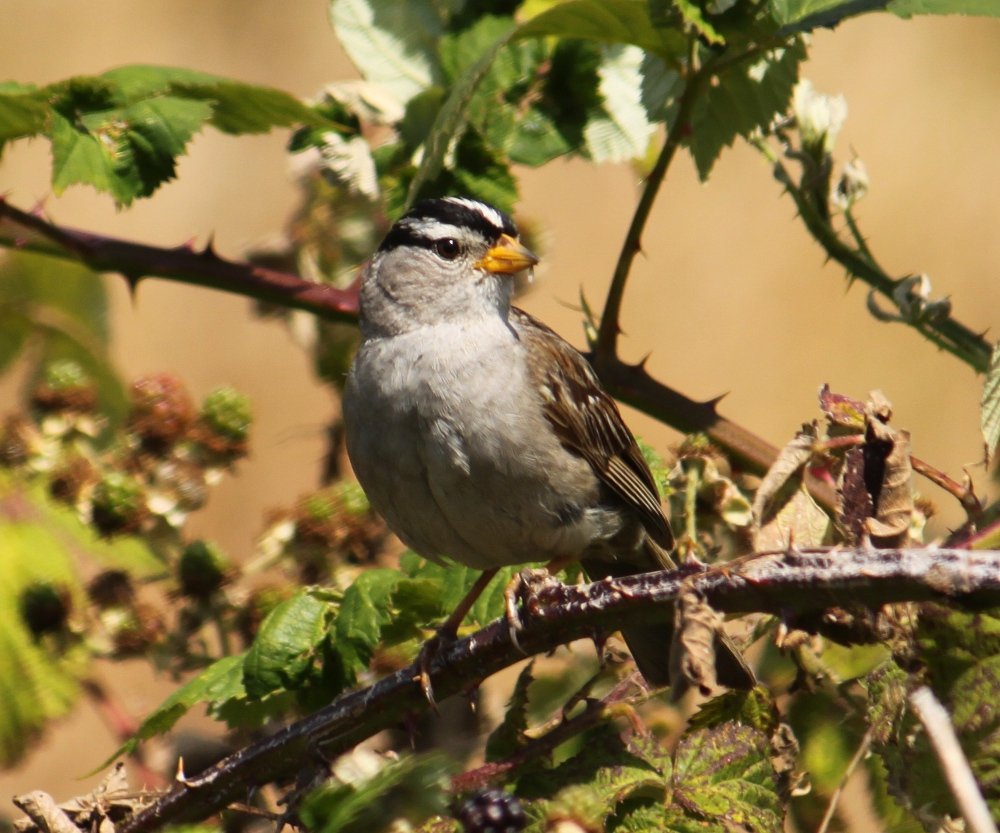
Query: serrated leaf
981 342 1000 460
330 0 444 106
300 753 452 833
769 0 885 27
107 654 245 763
672 0 725 44
0 520 88 766
889 0 1000 15
486 662 535 761
520 723 664 820
244 590 332 699
0 250 129 427
100 65 332 133
687 38 806 180
584 45 657 163
405 23 516 207
672 723 782 831
0 85 48 147
50 110 129 201
688 687 778 734
515 0 687 60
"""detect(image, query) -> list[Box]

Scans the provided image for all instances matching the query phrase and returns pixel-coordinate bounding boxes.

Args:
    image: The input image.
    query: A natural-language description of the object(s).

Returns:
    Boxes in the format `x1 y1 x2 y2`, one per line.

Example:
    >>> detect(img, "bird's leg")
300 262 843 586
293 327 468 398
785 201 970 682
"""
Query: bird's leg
417 567 499 705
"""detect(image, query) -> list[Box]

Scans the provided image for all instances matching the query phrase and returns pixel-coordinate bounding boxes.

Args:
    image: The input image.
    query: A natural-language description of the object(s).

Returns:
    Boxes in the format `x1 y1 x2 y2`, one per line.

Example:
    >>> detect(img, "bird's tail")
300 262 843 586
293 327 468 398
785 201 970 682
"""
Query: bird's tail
581 539 755 692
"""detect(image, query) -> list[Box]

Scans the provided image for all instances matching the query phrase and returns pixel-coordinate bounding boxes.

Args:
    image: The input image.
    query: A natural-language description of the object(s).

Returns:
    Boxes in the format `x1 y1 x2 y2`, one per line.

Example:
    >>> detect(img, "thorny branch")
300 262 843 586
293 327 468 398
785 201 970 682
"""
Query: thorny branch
114 546 1000 833
0 198 787 480
0 198 359 322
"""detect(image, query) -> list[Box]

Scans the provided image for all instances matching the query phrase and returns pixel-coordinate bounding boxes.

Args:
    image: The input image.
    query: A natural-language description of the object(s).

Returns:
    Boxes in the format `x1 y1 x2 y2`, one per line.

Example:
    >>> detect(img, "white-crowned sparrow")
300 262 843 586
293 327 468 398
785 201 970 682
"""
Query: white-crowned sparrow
343 196 751 689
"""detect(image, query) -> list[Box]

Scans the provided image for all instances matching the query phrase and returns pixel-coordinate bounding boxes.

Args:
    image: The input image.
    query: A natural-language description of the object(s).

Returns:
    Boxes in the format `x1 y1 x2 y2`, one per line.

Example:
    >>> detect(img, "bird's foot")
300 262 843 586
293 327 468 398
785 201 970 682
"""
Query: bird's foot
415 625 457 710
503 568 563 652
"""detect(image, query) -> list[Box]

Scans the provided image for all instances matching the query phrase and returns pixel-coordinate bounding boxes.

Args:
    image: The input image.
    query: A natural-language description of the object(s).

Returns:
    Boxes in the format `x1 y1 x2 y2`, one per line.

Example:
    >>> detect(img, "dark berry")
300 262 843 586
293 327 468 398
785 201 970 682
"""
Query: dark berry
457 789 526 833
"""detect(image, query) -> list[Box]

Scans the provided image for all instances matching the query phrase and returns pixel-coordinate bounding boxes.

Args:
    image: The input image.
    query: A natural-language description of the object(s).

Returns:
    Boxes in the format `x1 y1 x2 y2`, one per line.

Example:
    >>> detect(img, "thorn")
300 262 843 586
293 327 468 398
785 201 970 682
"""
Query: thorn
175 756 190 785
704 392 728 410
29 196 49 217
122 273 143 300
176 236 197 252
201 234 219 259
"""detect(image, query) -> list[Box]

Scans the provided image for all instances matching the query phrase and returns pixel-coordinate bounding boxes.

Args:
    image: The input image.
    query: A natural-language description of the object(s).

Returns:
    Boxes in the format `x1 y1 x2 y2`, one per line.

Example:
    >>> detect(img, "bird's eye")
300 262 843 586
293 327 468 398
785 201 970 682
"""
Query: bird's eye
434 238 462 260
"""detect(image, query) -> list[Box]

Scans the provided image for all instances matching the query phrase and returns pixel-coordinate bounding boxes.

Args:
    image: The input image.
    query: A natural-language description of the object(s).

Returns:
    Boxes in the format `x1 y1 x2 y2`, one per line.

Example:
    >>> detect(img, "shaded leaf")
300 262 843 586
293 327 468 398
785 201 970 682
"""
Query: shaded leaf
243 590 332 699
769 0 889 28
516 0 687 60
0 521 87 766
981 342 1000 460
334 568 402 676
519 723 663 823
687 38 806 180
688 687 779 735
300 753 452 833
330 0 444 106
672 723 782 832
486 662 535 762
889 0 1000 14
405 23 516 207
108 654 245 762
0 84 48 149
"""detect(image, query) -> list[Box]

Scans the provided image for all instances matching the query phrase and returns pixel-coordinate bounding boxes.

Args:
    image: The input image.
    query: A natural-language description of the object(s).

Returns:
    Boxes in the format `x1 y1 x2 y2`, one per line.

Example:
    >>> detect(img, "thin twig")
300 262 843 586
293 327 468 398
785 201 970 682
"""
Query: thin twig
594 50 714 359
815 727 873 833
908 686 998 833
766 156 992 373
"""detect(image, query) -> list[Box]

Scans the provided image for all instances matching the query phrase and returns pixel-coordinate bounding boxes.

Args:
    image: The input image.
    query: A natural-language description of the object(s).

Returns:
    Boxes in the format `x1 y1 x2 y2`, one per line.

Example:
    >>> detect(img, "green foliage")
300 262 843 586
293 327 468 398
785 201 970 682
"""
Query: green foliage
300 753 453 833
0 472 162 766
0 66 337 204
981 342 1000 458
687 38 807 179
0 251 126 426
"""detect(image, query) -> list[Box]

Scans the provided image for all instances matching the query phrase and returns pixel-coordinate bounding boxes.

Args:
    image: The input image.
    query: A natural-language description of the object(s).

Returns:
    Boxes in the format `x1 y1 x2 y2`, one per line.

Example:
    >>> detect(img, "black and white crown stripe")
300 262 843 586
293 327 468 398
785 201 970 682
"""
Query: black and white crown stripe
378 197 518 254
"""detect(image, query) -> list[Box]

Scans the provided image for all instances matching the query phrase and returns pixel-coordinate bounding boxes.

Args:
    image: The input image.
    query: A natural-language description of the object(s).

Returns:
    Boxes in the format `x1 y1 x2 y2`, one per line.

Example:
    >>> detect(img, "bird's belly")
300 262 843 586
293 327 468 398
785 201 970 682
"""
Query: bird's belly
344 326 607 569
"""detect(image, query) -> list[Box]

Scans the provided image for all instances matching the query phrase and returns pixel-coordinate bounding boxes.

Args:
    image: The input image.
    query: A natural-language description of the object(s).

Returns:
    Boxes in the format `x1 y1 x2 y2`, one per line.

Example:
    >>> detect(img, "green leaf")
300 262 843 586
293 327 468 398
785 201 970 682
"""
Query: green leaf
300 753 452 833
672 0 725 44
109 654 245 762
981 342 1000 460
174 80 330 134
889 0 1000 15
485 662 535 761
584 45 656 163
405 22 516 207
0 519 88 766
523 725 664 831
50 110 130 201
516 0 687 60
769 0 886 28
330 0 445 105
0 251 128 426
688 687 778 734
672 723 782 831
243 590 333 699
686 37 806 180
0 85 48 149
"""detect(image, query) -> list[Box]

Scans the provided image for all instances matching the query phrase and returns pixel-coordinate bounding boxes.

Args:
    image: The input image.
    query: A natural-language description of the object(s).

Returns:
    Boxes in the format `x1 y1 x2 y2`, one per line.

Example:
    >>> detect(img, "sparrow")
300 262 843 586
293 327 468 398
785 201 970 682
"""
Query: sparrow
343 196 752 690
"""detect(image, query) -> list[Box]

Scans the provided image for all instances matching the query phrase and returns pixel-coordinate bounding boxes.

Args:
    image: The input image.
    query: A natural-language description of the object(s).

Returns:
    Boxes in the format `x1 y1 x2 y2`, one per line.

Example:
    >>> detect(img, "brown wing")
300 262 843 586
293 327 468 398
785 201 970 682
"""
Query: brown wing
512 308 674 551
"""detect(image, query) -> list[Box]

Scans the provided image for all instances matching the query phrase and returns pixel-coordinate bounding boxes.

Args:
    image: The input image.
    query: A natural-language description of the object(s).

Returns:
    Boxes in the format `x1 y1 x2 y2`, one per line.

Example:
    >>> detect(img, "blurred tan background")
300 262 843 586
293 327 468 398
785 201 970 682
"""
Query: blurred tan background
2 0 999 803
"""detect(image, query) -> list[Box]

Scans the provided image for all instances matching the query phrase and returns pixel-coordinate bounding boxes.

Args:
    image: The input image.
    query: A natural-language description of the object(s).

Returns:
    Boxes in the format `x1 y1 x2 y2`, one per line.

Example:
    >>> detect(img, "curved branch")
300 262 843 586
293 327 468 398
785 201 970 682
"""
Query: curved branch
0 198 359 322
119 546 1000 833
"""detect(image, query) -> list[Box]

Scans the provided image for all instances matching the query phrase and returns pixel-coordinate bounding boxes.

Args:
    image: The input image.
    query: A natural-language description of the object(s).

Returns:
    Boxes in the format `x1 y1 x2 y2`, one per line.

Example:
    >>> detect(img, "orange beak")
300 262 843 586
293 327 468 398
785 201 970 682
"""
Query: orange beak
475 233 539 275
